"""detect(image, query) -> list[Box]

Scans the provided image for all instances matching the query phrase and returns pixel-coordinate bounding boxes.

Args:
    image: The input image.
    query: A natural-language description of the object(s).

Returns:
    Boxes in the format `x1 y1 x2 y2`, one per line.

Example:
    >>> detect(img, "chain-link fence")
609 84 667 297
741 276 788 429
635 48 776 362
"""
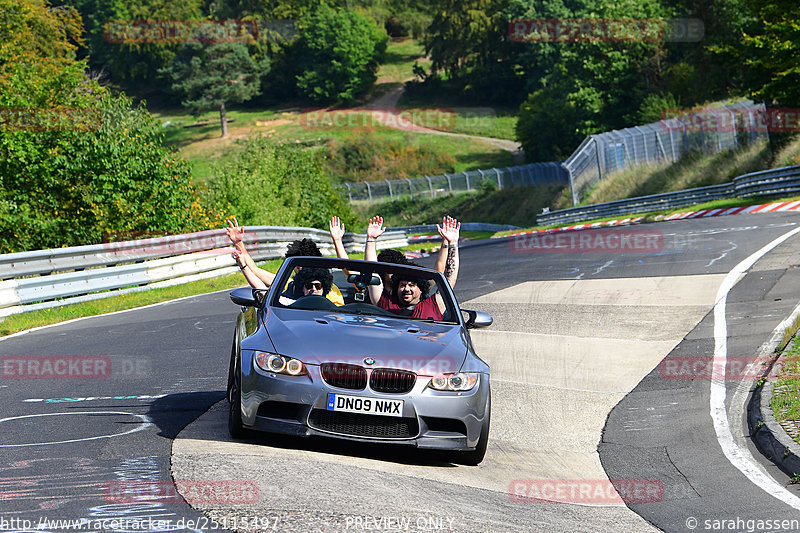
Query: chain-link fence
564 100 769 204
339 162 568 204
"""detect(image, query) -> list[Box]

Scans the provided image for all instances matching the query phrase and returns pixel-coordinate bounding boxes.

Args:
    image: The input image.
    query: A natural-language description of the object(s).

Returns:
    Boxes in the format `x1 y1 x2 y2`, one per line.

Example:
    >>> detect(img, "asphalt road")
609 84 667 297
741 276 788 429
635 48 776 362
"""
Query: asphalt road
3 212 800 532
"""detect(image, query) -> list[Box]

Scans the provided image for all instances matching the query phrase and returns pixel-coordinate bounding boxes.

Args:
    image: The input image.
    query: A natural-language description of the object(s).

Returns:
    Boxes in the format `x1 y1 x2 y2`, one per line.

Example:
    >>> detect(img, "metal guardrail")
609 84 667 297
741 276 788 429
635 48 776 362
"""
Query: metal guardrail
537 165 800 226
389 223 519 234
0 227 408 318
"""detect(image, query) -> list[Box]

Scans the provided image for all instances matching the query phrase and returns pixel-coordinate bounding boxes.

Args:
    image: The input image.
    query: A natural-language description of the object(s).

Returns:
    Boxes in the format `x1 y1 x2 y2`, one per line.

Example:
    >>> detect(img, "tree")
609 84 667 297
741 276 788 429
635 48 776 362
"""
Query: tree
0 0 219 253
289 5 387 103
58 0 206 92
162 42 267 137
740 0 800 107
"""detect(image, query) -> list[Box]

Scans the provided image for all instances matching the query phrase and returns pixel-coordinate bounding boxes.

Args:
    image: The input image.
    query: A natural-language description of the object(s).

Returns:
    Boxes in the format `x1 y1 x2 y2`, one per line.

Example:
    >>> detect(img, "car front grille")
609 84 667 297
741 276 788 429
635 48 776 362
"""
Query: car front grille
308 409 418 438
370 368 416 394
320 363 367 390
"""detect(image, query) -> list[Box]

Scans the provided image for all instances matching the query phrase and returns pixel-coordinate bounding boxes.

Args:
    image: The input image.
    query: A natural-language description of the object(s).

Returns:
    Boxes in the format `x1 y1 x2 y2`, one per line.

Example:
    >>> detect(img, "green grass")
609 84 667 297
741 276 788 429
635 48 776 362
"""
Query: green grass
770 328 800 446
150 36 517 184
376 38 428 82
355 184 565 228
153 107 513 183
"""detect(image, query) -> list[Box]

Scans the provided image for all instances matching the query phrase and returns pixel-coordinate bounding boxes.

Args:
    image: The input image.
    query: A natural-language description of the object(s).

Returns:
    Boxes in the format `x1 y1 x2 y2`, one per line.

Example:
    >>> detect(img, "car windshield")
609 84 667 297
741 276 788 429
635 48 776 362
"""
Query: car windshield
269 257 458 324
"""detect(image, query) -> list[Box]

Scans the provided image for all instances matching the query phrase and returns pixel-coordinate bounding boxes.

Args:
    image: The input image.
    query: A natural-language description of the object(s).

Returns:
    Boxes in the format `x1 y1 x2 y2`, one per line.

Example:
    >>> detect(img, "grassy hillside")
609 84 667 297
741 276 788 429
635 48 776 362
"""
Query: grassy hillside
152 38 516 184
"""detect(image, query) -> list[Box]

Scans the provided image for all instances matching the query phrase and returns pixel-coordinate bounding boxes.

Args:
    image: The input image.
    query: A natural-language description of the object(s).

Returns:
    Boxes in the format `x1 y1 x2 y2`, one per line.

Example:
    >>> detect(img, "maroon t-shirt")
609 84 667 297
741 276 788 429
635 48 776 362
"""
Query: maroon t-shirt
377 290 443 321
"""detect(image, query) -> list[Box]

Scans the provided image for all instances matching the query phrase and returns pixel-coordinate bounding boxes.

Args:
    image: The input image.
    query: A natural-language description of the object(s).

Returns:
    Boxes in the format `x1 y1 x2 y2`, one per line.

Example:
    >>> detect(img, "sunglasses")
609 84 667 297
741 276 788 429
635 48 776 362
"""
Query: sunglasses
304 281 323 291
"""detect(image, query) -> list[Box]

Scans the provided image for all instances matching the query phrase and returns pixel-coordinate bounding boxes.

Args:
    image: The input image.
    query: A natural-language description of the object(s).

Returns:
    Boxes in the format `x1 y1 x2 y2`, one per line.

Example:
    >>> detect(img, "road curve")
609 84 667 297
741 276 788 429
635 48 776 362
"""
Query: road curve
2 212 800 532
173 212 800 532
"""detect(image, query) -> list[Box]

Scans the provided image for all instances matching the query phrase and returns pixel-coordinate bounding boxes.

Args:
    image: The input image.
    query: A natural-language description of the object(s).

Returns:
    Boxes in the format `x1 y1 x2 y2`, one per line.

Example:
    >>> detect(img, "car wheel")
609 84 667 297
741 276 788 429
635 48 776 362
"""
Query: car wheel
458 394 490 466
228 354 249 439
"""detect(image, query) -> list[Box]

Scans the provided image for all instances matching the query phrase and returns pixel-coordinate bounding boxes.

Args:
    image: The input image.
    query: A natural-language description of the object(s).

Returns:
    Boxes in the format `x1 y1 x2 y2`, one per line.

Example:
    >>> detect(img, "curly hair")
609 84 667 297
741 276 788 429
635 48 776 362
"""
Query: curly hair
285 238 321 258
391 274 429 302
294 267 333 296
377 248 408 265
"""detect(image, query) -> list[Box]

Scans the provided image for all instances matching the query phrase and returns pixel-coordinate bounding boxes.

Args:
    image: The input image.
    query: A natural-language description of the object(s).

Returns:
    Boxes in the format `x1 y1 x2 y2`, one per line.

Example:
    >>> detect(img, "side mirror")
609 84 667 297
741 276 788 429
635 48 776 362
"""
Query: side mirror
230 287 259 307
462 309 493 329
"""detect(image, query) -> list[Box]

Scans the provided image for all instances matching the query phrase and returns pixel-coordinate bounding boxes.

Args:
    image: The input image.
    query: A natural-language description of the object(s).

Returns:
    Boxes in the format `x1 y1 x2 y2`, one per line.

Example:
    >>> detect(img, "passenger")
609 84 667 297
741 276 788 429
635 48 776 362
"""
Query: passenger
281 267 333 301
364 215 460 320
227 216 345 305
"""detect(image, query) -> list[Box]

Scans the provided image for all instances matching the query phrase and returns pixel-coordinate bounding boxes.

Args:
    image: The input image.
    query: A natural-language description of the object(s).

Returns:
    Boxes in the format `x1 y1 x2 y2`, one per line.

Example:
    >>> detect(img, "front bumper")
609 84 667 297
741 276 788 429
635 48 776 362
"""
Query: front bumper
239 358 489 451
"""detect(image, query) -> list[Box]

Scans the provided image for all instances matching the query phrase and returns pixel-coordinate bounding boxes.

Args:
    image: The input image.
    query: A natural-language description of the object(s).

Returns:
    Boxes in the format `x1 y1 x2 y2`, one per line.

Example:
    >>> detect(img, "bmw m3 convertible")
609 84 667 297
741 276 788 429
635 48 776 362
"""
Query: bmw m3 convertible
226 256 493 464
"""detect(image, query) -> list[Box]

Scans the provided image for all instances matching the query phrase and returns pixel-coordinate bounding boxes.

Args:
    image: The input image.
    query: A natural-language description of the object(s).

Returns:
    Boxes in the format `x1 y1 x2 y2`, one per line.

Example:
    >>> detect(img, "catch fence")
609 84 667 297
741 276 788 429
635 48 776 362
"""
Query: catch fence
563 101 769 204
340 162 568 204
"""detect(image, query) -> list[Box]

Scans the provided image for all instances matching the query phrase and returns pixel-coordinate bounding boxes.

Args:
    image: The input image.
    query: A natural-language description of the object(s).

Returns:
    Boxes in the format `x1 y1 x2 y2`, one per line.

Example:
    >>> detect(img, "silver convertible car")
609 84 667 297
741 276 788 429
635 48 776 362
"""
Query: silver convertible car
226 256 493 464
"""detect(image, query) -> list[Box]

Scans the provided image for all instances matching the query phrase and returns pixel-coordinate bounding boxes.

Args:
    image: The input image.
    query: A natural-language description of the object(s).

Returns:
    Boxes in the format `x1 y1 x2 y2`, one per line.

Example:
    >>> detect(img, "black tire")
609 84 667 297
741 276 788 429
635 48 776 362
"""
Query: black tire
458 394 490 465
228 354 249 439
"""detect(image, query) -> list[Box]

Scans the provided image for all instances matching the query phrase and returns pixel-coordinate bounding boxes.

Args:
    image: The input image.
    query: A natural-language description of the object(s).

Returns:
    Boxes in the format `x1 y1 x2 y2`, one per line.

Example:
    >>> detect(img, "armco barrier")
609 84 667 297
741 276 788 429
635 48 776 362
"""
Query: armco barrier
537 164 800 226
0 227 408 318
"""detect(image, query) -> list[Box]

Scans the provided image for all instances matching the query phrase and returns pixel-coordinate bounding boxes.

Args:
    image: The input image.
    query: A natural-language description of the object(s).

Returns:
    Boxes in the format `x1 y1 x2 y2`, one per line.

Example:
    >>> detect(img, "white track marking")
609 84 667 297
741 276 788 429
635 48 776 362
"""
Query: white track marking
711 225 800 509
0 411 152 447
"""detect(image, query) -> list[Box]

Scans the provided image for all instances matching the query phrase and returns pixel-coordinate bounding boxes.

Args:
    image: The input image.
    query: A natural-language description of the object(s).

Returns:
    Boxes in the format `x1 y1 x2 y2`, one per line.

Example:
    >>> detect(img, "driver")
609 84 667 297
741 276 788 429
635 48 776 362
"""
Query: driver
363 215 461 321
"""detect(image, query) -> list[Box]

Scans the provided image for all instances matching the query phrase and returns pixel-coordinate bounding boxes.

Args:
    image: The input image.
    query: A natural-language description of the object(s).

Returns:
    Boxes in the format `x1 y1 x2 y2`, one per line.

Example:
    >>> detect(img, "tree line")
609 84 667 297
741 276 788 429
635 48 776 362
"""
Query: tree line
1 0 796 252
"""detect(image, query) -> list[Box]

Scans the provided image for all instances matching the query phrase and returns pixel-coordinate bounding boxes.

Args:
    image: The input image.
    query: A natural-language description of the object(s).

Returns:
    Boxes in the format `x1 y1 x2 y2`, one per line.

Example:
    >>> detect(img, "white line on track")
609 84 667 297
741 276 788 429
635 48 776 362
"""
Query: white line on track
711 225 800 510
0 411 152 447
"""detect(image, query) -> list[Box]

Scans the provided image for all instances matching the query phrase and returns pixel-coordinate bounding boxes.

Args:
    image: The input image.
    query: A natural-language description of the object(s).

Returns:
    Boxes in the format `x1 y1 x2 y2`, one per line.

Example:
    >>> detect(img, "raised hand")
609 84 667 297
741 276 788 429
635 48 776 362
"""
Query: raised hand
367 216 386 241
226 217 244 245
437 215 460 245
231 241 245 265
329 216 345 241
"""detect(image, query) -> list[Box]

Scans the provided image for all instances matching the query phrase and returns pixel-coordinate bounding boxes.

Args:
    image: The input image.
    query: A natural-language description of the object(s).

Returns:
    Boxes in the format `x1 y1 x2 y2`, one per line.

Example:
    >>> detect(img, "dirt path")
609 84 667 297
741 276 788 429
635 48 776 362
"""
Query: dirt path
369 82 524 165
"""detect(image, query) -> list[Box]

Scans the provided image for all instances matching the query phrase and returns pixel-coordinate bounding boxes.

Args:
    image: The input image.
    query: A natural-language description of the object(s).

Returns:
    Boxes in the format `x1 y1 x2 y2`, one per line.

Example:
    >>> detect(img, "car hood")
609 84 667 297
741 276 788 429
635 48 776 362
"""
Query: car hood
265 308 468 375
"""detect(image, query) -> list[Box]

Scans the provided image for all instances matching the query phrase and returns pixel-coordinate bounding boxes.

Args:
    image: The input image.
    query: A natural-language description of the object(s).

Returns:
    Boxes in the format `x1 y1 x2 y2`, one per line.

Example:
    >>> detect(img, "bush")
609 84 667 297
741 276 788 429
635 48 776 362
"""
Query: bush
323 131 456 183
0 91 219 252
201 136 357 230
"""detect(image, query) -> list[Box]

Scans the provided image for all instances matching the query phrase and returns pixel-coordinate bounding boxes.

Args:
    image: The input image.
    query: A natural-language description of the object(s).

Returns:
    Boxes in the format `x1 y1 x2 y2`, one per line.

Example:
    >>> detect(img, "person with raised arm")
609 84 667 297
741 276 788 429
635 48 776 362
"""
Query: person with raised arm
365 215 460 320
226 216 345 305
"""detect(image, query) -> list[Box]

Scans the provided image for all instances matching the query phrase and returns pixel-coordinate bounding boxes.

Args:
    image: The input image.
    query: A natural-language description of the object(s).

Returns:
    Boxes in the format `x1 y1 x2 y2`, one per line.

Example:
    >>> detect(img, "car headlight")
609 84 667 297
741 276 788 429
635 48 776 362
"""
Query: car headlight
254 352 306 376
428 372 478 391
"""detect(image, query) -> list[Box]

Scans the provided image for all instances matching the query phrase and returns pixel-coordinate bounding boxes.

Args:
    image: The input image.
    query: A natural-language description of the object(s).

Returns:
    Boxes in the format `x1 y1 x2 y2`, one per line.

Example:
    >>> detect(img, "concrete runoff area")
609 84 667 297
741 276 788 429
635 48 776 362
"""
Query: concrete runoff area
172 274 727 531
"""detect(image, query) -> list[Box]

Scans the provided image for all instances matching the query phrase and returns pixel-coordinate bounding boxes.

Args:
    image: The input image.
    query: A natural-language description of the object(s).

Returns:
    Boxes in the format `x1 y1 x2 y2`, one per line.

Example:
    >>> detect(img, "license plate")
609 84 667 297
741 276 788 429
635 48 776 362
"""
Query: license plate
327 394 403 417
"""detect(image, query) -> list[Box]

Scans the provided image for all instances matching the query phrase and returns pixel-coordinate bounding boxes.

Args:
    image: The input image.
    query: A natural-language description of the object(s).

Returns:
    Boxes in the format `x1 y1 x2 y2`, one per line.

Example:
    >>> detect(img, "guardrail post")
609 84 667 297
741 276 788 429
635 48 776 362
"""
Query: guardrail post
344 182 352 204
425 175 433 198
494 168 502 189
478 169 485 187
463 172 470 192
405 178 413 200
386 179 394 201
446 174 453 194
